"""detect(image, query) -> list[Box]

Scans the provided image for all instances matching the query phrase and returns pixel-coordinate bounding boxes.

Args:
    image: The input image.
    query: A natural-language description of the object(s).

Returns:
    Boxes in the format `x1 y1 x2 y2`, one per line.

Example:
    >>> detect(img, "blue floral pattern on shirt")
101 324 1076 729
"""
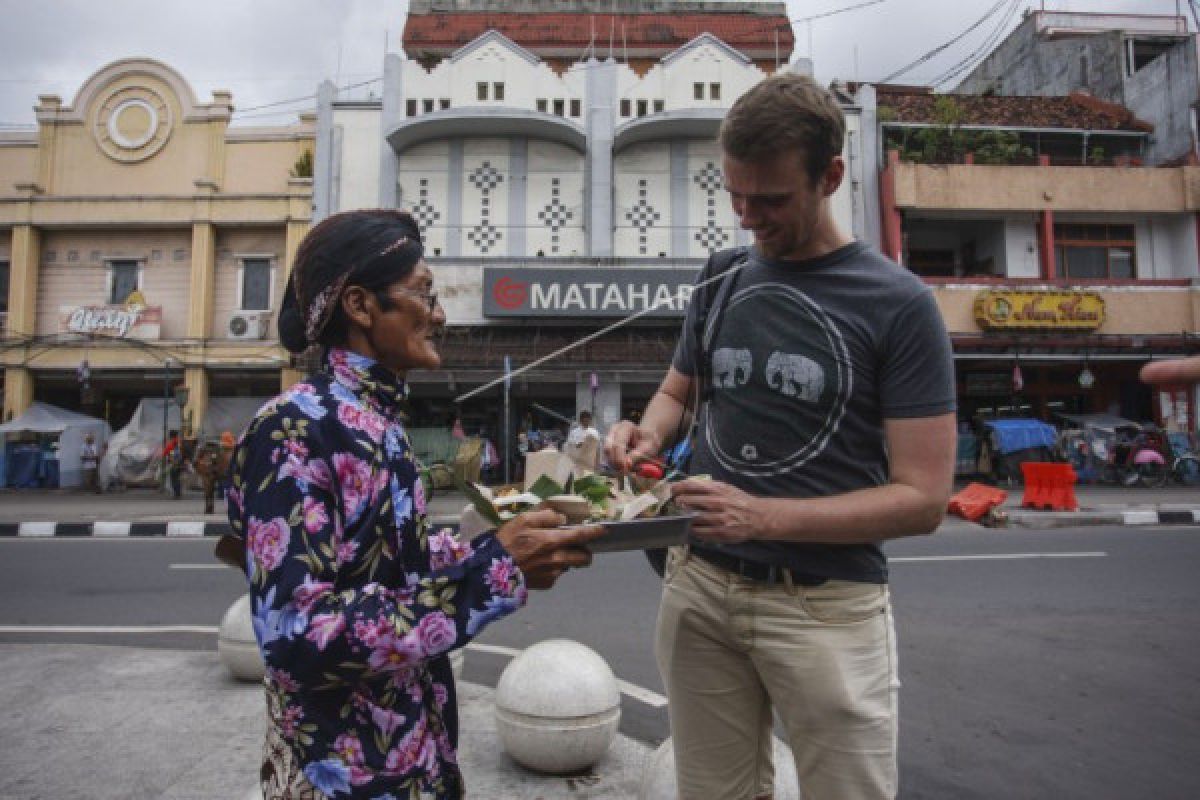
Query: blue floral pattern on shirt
228 347 527 799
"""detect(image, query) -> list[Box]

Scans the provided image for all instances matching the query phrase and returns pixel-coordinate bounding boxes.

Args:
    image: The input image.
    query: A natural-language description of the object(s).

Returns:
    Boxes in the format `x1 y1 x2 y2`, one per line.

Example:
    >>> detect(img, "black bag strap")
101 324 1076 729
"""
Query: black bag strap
670 246 748 469
647 248 748 579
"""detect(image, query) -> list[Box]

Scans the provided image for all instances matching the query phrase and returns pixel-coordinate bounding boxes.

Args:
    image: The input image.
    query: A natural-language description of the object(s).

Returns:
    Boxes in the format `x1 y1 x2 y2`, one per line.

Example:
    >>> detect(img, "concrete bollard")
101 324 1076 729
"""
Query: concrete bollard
494 639 621 774
217 594 265 683
638 736 800 800
450 647 464 681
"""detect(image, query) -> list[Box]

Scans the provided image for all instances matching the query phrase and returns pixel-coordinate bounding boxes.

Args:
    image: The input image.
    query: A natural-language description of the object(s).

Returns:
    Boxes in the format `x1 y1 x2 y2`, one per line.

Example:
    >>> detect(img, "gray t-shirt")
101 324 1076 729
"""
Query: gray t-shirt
673 241 956 583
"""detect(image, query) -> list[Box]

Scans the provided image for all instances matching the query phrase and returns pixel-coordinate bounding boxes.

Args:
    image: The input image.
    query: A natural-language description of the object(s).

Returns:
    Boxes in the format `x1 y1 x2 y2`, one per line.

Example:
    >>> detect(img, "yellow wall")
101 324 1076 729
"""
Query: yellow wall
0 143 36 188
932 285 1198 335
0 59 312 420
894 162 1199 213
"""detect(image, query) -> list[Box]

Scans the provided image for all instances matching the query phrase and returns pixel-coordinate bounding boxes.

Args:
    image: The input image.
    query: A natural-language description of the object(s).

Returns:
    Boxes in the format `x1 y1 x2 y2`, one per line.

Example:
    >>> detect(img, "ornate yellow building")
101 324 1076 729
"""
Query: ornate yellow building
0 59 313 433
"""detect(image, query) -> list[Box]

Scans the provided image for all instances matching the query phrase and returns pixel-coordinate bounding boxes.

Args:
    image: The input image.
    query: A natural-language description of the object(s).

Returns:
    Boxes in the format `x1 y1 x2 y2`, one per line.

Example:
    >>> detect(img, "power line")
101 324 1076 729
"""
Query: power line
928 0 1023 88
877 0 1010 84
230 76 381 116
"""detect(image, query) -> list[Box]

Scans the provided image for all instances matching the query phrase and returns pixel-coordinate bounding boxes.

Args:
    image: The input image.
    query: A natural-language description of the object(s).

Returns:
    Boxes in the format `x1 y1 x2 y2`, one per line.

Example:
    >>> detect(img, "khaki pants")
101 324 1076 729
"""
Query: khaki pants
655 547 899 800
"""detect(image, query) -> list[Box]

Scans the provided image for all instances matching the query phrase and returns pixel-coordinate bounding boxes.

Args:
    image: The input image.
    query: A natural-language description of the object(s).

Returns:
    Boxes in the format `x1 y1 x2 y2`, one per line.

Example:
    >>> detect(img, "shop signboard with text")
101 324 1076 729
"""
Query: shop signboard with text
482 267 700 318
974 290 1105 331
58 303 162 339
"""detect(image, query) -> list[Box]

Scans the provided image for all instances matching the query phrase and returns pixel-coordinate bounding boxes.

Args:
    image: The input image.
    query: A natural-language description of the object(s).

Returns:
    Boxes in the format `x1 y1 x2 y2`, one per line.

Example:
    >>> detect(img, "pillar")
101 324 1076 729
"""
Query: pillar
187 221 216 339
879 150 904 264
585 59 617 257
379 54 404 208
3 224 41 420
1037 210 1055 280
1037 154 1055 280
183 366 209 439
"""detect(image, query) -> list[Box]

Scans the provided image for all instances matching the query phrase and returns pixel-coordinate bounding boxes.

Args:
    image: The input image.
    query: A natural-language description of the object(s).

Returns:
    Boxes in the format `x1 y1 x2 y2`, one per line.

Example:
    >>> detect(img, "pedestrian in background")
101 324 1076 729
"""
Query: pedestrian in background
226 208 603 800
606 73 957 800
162 429 184 499
80 432 101 493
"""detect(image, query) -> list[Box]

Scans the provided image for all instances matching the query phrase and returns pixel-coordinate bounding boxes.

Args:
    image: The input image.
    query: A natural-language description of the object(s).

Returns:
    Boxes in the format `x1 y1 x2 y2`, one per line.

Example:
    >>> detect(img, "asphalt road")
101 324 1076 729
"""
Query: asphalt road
2 523 1199 799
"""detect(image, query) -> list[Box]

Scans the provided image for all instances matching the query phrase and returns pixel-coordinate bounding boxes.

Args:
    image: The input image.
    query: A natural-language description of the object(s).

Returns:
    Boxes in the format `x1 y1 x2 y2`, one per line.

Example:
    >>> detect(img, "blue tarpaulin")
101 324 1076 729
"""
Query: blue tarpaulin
981 418 1058 455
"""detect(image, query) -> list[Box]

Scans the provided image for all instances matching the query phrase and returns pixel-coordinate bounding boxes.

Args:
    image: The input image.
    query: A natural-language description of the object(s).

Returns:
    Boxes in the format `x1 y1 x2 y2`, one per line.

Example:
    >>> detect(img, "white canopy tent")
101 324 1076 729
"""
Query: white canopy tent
0 402 112 488
99 397 181 489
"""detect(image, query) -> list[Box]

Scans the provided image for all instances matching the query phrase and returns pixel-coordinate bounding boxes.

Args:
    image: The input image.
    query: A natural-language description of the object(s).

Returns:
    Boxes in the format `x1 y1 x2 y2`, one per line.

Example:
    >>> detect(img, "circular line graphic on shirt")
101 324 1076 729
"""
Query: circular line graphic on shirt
702 281 853 477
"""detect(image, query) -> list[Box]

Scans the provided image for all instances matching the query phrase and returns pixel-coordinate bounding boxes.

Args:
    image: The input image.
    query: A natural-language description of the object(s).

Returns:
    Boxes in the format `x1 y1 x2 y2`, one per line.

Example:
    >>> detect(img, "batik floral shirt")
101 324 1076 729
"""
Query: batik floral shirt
228 347 527 800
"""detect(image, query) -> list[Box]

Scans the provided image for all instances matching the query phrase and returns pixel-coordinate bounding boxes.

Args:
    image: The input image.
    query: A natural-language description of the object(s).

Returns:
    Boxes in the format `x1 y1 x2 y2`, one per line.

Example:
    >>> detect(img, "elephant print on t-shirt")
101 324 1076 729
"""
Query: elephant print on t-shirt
712 348 752 388
765 351 825 402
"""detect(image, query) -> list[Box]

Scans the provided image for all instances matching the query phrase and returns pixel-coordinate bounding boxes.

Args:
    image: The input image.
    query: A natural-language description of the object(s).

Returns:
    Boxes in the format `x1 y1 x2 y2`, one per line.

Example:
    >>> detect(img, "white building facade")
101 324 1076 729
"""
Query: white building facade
313 0 878 444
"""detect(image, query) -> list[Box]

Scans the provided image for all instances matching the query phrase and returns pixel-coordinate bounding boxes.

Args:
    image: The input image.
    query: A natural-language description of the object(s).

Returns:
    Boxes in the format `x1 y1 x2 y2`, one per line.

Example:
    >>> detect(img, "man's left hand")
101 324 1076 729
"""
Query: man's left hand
670 479 766 544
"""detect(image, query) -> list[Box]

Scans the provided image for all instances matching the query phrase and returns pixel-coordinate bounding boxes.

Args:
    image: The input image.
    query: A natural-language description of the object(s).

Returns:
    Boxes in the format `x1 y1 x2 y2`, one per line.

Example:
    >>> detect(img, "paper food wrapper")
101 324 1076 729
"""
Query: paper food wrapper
523 447 595 491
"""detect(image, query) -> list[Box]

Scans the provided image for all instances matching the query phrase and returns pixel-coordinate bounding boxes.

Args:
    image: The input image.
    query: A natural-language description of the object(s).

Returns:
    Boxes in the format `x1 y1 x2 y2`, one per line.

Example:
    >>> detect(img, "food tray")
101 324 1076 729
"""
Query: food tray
582 514 694 553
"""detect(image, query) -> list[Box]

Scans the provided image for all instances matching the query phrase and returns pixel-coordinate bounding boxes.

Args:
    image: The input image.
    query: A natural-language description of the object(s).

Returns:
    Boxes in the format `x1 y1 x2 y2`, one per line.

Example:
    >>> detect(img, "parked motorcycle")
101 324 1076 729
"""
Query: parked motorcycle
1101 424 1169 488
1167 432 1200 486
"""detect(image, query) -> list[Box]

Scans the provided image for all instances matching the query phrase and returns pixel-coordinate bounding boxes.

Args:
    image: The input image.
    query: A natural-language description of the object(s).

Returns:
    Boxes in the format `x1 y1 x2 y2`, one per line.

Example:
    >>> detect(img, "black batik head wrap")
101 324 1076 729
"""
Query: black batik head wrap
278 209 425 354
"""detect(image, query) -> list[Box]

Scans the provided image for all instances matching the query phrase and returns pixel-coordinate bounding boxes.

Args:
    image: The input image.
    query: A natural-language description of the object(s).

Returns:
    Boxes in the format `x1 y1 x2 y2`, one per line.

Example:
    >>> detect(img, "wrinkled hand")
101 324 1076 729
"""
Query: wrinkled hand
671 479 766 545
604 420 662 474
495 508 606 590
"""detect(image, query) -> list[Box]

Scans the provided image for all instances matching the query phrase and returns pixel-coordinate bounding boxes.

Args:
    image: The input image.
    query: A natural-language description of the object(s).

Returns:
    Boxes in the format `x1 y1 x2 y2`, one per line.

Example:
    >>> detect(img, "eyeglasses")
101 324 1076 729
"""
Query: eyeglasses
389 288 440 312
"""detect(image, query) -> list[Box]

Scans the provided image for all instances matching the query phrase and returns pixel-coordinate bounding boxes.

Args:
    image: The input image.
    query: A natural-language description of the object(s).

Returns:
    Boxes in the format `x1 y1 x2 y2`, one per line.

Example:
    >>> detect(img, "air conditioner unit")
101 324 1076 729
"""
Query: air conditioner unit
227 311 271 340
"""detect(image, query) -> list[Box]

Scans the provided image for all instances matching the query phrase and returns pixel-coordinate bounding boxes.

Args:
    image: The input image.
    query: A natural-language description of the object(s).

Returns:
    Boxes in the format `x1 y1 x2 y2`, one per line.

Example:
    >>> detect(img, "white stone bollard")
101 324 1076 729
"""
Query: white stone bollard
638 736 801 800
217 594 265 683
494 639 621 774
450 647 465 681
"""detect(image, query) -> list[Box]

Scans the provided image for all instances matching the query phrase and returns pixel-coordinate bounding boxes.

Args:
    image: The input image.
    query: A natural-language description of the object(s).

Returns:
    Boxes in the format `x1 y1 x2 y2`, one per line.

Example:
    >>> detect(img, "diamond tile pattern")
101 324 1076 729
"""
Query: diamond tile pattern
693 162 729 254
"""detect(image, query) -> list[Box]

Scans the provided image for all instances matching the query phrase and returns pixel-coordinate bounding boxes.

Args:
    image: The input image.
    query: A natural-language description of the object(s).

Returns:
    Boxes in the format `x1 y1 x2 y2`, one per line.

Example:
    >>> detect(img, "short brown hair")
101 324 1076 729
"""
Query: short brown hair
718 72 845 185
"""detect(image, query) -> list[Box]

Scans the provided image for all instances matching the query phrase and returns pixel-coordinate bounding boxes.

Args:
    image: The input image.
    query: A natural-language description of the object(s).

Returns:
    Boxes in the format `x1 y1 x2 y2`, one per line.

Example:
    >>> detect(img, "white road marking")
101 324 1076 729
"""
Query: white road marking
0 625 669 708
1122 510 1160 526
17 522 56 537
892 551 1106 563
93 522 131 537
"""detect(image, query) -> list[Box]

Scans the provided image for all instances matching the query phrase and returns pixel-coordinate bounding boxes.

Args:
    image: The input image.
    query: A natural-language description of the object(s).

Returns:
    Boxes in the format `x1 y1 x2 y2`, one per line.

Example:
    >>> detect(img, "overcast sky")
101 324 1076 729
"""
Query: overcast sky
0 0 1190 130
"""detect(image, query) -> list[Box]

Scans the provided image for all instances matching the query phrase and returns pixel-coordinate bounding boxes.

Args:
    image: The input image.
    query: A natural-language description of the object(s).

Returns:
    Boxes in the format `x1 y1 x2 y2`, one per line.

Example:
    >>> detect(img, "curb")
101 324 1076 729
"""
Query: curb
0 521 233 537
3 512 1195 537
0 516 464 538
1002 508 1200 529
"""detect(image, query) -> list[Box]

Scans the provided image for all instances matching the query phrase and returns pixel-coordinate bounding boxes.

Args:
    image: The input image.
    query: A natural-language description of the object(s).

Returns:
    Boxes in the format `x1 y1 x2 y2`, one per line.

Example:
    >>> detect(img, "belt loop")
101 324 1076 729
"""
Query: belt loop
781 567 798 596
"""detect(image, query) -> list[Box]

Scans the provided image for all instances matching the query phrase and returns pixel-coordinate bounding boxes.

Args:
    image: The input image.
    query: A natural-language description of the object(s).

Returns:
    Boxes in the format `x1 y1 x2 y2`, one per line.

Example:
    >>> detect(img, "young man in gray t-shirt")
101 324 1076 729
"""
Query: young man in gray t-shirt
606 74 956 800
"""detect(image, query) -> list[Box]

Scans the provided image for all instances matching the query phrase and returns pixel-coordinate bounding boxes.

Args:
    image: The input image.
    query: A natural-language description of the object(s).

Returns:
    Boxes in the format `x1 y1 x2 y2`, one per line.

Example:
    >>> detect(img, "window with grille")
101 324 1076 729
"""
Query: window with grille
570 98 581 117
241 258 272 310
553 98 565 116
406 98 417 116
477 82 488 101
694 82 704 100
422 98 434 113
637 98 648 116
493 82 505 101
653 99 664 112
440 98 450 110
537 99 548 113
620 98 631 117
710 83 721 100
1054 224 1136 280
109 261 139 304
